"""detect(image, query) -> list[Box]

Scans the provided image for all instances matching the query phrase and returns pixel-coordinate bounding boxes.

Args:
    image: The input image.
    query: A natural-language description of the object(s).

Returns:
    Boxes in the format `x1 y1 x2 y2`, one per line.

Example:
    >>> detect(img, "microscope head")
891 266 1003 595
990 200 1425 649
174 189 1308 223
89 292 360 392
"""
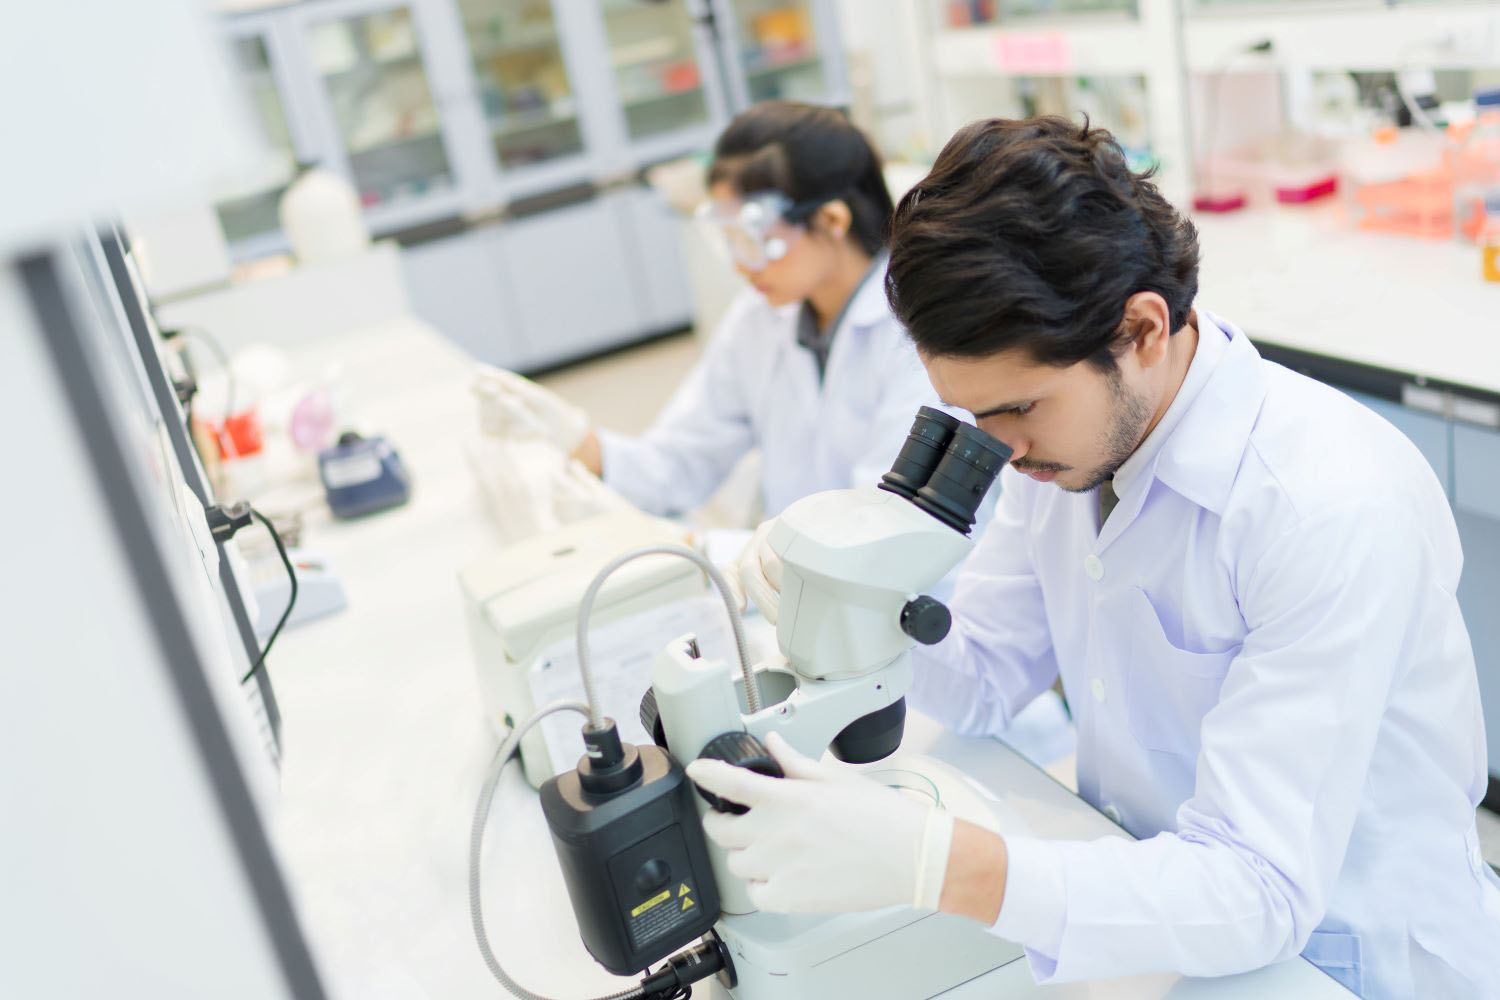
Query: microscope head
641 409 1012 919
768 408 1011 682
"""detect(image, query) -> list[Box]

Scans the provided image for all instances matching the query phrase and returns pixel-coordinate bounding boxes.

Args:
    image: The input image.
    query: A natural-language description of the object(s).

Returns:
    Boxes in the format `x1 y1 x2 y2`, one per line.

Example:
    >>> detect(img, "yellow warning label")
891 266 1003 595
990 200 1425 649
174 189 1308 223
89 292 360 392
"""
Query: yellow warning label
631 889 671 918
677 883 692 898
681 896 695 912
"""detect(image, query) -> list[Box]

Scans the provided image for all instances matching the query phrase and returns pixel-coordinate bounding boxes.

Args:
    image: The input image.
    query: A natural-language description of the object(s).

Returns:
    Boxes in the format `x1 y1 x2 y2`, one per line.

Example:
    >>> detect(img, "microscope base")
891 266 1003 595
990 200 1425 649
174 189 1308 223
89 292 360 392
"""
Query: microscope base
714 754 1029 999
717 906 1023 999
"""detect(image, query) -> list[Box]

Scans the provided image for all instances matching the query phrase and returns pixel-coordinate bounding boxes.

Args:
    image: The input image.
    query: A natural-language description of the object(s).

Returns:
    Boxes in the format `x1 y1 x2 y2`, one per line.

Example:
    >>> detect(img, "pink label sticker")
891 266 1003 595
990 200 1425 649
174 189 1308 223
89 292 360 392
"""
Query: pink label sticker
992 32 1071 73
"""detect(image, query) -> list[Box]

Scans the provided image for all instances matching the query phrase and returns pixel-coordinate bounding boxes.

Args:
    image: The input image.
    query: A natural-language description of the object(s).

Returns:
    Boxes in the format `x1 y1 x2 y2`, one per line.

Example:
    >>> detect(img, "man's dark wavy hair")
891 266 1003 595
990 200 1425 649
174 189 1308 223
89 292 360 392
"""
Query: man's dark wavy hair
885 116 1200 371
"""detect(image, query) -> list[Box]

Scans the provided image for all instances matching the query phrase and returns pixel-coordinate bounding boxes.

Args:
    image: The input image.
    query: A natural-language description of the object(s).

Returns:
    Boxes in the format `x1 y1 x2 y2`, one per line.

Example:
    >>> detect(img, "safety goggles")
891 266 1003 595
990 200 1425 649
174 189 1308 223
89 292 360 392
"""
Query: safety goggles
694 191 823 272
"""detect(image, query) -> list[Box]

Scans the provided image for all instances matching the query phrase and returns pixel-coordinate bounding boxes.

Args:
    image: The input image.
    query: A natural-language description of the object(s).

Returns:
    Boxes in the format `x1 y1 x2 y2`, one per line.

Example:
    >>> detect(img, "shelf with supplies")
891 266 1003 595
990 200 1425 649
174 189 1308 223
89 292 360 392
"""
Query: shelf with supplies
345 120 444 157
317 49 424 80
928 16 1149 76
465 28 564 63
486 100 578 137
933 1 1500 77
921 0 1176 192
918 0 1500 213
609 35 686 71
746 52 822 77
1182 2 1500 74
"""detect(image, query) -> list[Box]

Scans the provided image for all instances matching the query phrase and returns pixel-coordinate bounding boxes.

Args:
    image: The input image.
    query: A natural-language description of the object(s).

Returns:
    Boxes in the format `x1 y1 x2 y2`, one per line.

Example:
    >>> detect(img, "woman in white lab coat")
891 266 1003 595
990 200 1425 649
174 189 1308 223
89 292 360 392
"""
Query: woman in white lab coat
484 101 939 521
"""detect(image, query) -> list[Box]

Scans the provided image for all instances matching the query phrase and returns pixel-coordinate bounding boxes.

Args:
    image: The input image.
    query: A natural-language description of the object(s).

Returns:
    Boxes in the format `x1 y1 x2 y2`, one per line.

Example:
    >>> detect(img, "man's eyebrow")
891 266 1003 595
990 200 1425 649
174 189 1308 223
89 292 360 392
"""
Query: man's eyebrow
969 399 1033 420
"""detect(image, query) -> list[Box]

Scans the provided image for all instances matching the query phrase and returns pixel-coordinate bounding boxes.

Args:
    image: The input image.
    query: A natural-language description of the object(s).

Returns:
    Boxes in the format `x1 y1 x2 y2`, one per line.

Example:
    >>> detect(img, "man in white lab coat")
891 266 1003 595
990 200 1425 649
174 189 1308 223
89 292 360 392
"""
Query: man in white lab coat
688 117 1500 998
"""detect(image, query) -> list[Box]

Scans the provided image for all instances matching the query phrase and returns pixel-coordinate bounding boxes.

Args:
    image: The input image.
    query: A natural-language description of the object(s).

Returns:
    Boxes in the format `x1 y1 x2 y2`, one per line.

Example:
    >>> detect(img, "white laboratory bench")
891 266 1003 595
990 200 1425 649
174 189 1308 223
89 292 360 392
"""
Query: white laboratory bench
255 319 1350 998
1195 204 1500 395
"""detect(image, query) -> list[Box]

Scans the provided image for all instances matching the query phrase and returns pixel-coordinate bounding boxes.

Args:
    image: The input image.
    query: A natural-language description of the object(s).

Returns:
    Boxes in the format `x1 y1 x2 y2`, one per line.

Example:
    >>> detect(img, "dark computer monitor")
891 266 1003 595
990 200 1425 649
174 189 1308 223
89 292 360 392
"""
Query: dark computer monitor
94 223 282 753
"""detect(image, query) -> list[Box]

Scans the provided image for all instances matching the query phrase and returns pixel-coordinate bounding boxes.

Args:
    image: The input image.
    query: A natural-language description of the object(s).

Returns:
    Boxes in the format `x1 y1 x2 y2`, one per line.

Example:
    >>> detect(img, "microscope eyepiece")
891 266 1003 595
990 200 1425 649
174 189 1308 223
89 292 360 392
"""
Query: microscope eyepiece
881 407 1011 535
913 423 1011 535
878 406 960 501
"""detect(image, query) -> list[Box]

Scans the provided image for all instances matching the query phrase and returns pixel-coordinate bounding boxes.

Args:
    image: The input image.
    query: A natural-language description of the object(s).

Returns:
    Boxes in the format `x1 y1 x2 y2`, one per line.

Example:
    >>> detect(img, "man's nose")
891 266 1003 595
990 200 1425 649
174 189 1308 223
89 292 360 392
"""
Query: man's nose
981 424 1027 465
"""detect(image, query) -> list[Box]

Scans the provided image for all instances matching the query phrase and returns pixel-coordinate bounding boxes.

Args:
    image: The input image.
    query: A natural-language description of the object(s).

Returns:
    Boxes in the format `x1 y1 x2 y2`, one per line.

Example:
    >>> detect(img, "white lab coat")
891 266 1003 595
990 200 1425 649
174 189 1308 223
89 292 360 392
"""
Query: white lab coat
911 312 1500 998
597 263 938 519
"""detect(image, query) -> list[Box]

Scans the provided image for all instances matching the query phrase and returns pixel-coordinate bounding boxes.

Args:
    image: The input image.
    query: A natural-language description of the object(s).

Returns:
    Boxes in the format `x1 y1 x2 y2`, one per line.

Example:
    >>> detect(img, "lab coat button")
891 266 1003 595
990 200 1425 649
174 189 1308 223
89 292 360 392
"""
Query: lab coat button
1091 678 1106 703
1104 803 1122 825
1083 554 1104 581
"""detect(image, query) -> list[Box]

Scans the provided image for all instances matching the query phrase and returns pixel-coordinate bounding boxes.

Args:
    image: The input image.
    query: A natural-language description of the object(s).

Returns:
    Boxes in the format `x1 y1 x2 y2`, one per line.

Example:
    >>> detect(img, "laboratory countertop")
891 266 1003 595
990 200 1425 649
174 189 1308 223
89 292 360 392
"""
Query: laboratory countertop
1194 205 1500 399
258 319 1351 999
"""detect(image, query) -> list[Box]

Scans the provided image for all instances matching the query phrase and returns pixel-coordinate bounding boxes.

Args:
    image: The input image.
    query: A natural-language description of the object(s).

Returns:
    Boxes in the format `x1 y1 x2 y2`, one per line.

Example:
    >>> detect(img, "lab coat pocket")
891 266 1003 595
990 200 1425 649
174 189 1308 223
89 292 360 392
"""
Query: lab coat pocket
1301 930 1364 996
1124 587 1236 757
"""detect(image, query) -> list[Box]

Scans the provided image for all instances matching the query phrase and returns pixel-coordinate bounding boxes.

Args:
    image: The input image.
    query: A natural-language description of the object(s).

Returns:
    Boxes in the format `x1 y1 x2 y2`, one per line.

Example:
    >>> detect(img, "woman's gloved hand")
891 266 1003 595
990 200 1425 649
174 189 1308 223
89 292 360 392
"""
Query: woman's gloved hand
686 732 954 914
552 458 632 522
472 364 590 454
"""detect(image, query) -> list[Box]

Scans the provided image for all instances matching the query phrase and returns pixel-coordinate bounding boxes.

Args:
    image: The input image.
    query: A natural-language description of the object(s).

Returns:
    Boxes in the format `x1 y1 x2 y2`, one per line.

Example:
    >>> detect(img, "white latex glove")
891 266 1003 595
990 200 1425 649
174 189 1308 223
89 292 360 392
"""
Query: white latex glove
685 732 954 914
552 458 633 523
467 438 559 543
723 518 783 625
472 364 590 454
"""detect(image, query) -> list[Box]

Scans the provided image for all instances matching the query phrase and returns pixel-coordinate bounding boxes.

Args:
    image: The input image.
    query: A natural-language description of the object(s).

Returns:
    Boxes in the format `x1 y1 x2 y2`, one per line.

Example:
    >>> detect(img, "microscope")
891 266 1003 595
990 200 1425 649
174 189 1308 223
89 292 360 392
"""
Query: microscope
636 406 1028 998
473 408 1029 1000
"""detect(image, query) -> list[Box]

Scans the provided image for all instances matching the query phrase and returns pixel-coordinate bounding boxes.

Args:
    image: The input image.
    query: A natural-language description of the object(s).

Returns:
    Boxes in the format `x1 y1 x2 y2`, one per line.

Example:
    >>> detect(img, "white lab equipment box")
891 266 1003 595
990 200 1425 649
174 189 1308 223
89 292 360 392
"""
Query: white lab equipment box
459 510 711 788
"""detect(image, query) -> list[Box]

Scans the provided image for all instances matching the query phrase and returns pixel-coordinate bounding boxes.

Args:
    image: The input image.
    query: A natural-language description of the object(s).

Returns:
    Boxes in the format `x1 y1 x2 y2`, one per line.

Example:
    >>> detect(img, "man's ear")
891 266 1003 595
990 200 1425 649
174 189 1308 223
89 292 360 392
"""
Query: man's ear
1121 292 1173 370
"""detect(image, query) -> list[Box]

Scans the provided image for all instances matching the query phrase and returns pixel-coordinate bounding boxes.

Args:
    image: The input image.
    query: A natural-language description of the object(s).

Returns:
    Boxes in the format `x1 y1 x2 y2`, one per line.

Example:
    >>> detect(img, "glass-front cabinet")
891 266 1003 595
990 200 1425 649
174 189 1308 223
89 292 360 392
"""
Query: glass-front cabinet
205 0 845 402
601 0 714 142
306 7 455 212
211 0 846 259
725 0 828 104
216 29 306 254
458 0 584 169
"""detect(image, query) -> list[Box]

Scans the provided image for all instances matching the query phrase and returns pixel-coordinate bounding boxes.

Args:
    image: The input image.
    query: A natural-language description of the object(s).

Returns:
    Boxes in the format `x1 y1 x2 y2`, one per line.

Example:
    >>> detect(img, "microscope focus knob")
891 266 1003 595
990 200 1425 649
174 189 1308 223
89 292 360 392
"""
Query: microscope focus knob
693 732 783 814
638 688 669 749
900 595 952 645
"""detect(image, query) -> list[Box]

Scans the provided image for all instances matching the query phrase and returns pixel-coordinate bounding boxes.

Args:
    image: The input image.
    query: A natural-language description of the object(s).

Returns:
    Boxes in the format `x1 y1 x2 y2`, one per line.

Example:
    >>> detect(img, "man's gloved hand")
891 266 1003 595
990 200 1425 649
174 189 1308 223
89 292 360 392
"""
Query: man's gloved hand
721 518 784 624
685 732 954 914
472 364 590 454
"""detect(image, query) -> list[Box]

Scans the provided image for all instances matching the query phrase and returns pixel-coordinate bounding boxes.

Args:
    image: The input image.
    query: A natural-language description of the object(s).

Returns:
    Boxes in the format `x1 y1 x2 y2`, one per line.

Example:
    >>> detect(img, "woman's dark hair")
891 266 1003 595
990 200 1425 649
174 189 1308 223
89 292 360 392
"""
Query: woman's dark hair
885 116 1200 370
708 101 894 257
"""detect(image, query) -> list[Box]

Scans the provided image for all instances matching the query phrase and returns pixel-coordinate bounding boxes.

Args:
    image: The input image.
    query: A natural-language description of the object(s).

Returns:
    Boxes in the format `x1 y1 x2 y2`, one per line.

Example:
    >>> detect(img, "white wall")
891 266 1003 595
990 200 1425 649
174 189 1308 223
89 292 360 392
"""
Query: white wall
0 263 307 999
0 0 259 256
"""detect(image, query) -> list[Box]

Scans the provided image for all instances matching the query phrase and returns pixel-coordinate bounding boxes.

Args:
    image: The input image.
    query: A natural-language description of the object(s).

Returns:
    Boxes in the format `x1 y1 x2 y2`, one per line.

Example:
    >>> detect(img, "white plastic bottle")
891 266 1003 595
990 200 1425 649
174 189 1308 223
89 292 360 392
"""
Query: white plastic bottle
277 164 370 266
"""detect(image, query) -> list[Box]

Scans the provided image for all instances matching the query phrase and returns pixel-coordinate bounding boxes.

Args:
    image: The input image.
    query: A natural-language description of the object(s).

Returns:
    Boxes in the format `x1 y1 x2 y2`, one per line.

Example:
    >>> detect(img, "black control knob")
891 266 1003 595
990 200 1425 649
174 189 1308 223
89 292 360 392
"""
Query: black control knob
638 688 669 749
693 731 783 814
900 595 952 645
633 857 672 896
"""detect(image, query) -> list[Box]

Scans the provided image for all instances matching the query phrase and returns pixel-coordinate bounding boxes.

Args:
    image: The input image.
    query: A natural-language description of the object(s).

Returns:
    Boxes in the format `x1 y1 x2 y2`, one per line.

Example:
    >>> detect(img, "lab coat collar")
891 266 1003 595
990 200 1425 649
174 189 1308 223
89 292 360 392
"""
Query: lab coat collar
772 252 890 337
1110 310 1230 501
1096 311 1266 551
1150 311 1268 517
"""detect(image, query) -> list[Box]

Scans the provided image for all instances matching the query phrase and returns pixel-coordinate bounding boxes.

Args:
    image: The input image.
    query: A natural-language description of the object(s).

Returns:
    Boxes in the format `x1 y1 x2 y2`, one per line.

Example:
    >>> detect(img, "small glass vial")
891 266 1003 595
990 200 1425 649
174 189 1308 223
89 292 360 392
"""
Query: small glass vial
1481 191 1500 283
